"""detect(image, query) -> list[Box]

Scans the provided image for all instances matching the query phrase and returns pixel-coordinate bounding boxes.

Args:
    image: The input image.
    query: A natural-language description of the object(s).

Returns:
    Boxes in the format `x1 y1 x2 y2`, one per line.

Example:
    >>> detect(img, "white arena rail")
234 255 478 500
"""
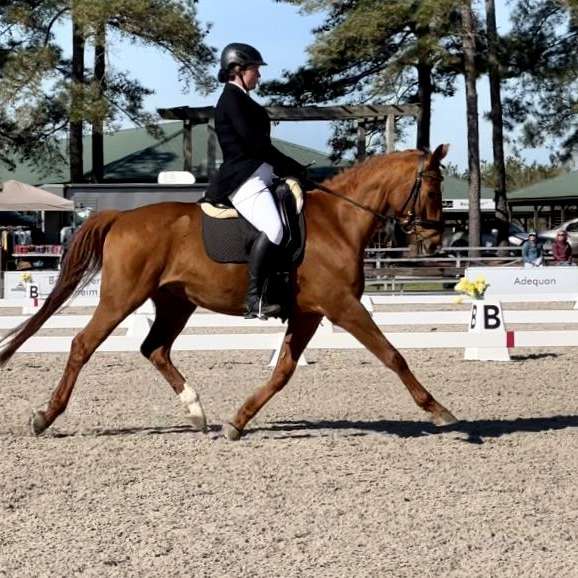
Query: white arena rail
4 309 578 331
2 293 578 364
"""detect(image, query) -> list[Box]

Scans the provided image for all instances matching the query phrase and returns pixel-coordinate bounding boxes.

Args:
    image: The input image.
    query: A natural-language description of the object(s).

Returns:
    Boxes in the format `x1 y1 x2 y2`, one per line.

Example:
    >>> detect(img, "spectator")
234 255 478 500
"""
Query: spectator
551 230 574 265
522 232 543 267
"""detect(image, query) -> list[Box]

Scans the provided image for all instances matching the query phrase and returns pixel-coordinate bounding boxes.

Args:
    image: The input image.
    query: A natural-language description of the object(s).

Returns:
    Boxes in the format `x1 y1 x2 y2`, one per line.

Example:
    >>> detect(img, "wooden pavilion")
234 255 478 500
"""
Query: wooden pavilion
157 104 421 177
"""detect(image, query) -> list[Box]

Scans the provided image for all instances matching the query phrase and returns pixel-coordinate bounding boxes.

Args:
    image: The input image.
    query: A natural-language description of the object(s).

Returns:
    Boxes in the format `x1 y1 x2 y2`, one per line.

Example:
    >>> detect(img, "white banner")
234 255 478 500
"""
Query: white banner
466 266 578 296
3 270 101 301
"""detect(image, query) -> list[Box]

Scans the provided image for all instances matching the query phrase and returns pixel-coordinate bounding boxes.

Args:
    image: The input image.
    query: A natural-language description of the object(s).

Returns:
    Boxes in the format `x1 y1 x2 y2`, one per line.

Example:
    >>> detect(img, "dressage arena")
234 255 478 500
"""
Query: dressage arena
1 299 577 577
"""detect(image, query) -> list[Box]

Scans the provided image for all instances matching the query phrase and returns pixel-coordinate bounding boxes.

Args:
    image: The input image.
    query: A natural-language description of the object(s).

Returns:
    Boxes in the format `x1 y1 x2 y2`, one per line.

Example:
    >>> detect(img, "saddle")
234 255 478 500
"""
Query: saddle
200 177 306 264
200 178 307 320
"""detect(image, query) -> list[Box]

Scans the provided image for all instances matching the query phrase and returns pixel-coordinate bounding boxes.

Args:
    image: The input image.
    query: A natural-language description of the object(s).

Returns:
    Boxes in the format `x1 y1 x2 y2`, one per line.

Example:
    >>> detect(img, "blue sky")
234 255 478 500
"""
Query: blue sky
90 0 551 170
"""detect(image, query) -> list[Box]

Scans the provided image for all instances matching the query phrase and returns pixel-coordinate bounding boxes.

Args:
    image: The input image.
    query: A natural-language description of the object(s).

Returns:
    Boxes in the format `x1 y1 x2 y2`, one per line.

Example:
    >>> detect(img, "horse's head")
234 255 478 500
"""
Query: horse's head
393 144 448 256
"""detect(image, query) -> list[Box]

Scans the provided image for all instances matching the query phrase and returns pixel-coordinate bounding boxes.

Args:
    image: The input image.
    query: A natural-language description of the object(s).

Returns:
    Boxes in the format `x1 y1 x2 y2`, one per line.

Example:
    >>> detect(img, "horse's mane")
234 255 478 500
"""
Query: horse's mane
320 149 425 193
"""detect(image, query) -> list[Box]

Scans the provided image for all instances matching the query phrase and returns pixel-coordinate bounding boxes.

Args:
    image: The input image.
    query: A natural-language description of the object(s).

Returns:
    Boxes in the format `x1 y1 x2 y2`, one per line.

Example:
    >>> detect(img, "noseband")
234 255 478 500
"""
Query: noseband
304 154 444 239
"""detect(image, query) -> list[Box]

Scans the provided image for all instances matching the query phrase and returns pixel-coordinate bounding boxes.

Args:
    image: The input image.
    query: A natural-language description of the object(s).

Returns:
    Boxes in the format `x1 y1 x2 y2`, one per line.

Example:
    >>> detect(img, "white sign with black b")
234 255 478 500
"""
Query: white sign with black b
469 303 502 331
465 299 510 361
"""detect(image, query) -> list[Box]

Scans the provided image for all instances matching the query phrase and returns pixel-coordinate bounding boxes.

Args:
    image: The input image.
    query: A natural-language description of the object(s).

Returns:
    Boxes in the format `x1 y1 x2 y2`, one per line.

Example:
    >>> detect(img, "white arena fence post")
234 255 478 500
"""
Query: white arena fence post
360 294 374 313
126 314 152 338
464 299 510 361
316 317 334 334
23 288 42 315
268 332 308 367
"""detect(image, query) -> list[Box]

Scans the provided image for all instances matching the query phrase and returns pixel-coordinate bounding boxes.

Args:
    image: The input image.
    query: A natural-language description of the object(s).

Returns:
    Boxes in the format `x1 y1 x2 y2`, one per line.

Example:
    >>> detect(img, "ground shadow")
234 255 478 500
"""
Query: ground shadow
250 414 578 444
45 423 221 438
510 352 559 361
9 415 578 443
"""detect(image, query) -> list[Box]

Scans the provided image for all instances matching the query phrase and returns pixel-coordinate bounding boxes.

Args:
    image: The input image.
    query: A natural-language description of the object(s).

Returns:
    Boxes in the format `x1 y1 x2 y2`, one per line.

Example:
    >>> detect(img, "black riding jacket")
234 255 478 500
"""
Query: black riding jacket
205 83 305 204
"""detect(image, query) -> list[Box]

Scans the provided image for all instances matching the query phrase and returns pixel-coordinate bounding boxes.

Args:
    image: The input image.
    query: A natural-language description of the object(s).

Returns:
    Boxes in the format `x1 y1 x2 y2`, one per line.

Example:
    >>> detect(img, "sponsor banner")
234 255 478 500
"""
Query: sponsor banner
466 266 578 296
3 271 101 300
442 199 495 211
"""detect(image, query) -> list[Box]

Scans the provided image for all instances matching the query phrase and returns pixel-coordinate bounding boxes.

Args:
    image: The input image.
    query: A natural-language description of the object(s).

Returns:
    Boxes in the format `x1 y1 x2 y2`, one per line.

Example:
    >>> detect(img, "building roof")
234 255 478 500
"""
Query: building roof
0 122 342 185
508 171 578 204
442 176 494 200
0 123 494 207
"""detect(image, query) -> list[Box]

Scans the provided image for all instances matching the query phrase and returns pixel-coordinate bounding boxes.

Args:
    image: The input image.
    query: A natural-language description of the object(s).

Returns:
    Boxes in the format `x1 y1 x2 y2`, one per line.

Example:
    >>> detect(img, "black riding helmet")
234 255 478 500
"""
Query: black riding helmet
218 43 267 82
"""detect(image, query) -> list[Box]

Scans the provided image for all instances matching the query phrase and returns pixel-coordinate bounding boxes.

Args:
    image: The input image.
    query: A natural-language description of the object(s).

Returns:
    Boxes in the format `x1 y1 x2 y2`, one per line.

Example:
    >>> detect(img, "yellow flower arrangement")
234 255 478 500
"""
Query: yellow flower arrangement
454 275 489 300
20 272 33 283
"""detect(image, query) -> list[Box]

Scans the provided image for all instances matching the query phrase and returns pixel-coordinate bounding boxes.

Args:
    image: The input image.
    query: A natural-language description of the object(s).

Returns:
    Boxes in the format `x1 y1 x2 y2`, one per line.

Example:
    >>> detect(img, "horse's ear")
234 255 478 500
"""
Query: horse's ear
428 144 449 168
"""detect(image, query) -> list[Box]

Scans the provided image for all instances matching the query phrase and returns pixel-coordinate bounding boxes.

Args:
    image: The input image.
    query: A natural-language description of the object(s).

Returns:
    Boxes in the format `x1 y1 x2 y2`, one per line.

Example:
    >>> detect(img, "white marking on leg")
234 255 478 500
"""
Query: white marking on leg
179 383 208 432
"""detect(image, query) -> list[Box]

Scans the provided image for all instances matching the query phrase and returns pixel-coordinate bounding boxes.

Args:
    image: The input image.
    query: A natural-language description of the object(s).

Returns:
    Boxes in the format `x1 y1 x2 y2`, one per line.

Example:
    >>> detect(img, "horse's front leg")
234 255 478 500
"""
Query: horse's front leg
224 312 322 440
328 295 457 427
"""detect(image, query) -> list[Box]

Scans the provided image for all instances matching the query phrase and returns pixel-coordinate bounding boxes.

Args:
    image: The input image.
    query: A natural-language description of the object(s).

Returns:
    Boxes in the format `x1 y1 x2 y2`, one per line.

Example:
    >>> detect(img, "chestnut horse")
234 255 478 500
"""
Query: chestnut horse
0 145 457 439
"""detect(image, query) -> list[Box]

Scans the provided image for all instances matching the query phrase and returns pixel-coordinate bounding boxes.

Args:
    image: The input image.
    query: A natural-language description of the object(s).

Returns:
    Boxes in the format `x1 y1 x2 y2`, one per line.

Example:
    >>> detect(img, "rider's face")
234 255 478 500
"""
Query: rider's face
241 65 261 90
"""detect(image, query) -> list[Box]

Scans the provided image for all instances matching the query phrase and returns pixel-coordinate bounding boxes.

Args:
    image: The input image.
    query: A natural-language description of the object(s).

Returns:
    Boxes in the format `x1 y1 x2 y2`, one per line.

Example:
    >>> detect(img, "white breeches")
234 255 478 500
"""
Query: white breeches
229 162 283 245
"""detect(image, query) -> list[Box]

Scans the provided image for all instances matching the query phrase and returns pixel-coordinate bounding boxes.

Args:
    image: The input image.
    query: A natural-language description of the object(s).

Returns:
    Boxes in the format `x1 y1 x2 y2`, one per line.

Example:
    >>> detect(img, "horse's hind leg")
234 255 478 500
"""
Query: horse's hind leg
224 311 322 440
31 296 145 435
140 291 207 431
328 296 457 426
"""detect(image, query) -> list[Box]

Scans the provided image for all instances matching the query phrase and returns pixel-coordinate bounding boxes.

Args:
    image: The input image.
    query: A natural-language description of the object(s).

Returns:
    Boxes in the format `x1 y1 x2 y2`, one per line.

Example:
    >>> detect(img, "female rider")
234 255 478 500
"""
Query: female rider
205 43 306 319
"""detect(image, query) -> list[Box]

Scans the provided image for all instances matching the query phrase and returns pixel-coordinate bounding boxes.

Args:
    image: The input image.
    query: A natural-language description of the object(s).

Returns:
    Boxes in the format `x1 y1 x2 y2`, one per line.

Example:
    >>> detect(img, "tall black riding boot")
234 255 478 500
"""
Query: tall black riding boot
245 232 282 320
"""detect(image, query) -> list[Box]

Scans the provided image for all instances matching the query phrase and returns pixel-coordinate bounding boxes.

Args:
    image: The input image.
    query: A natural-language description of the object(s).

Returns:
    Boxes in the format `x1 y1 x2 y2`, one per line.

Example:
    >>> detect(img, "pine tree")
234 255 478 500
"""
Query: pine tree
461 0 481 253
1 1 216 180
503 0 578 163
485 0 508 239
264 0 464 157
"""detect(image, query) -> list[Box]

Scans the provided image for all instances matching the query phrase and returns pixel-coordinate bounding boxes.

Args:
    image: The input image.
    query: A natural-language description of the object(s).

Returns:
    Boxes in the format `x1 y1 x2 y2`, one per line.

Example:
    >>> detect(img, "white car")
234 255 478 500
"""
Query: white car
538 218 578 255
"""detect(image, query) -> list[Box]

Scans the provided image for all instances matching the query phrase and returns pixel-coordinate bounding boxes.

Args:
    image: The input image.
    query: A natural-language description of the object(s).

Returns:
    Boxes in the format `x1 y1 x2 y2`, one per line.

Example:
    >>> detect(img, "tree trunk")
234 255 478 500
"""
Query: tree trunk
485 0 509 240
415 26 432 151
462 0 481 256
69 6 85 183
92 22 106 182
416 59 432 151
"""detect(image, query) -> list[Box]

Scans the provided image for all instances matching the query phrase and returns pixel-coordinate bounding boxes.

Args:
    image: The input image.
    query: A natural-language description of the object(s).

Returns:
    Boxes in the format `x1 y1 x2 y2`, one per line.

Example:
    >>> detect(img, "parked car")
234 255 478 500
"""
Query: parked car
443 221 528 252
538 218 578 256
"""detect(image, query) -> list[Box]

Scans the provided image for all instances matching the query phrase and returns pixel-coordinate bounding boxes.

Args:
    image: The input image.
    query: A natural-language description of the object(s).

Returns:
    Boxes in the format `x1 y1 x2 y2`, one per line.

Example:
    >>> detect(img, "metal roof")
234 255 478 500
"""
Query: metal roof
0 122 341 185
508 171 578 205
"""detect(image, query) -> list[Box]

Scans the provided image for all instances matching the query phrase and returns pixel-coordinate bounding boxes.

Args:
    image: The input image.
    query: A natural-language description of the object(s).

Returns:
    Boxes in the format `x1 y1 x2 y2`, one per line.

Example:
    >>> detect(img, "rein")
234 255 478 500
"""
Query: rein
303 179 392 223
303 154 444 235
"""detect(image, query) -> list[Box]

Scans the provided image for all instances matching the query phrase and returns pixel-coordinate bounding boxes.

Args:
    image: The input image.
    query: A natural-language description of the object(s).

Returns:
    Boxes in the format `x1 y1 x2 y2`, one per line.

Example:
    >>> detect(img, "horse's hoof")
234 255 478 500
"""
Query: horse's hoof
189 415 209 434
222 422 242 441
30 410 48 436
432 408 458 427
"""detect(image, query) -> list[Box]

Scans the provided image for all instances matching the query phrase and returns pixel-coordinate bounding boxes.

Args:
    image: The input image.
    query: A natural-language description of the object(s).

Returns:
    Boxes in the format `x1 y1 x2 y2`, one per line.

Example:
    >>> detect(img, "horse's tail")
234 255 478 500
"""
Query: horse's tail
0 210 120 366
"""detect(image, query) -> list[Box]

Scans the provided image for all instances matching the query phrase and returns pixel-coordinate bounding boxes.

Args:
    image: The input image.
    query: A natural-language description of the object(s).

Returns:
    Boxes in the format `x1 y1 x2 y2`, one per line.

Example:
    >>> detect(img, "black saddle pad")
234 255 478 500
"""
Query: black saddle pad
201 210 306 265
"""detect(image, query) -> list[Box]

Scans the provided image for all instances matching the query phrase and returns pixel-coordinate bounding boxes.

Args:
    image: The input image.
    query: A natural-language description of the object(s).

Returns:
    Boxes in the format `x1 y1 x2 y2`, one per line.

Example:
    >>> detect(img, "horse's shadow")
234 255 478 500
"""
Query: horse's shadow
251 415 578 444
34 415 578 444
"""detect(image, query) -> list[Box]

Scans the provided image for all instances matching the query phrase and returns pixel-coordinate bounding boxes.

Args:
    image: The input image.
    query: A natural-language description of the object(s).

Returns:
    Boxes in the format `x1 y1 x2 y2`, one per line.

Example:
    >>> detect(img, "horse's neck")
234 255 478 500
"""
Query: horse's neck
314 167 401 251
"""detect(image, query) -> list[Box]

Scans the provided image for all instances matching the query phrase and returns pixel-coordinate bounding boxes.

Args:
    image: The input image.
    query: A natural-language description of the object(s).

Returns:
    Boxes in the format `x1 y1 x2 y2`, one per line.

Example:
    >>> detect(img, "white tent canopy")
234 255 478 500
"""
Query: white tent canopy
0 180 74 211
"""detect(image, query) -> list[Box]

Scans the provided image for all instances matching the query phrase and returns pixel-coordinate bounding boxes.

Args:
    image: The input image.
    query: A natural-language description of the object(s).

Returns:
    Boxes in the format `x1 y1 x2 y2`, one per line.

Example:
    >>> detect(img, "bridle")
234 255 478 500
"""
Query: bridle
304 154 444 238
396 156 445 235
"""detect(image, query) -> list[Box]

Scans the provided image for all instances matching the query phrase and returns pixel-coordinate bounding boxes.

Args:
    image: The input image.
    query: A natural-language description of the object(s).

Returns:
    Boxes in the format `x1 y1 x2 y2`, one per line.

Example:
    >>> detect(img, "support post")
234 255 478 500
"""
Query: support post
385 114 395 153
207 118 217 179
356 120 366 161
183 120 193 173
